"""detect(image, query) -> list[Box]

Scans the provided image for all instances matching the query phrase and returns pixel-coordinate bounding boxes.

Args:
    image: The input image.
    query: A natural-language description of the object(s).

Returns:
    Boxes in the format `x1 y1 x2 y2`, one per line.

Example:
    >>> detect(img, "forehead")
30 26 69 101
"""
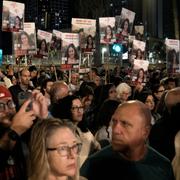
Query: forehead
0 97 13 103
72 99 82 105
113 105 143 123
47 127 76 146
21 70 30 76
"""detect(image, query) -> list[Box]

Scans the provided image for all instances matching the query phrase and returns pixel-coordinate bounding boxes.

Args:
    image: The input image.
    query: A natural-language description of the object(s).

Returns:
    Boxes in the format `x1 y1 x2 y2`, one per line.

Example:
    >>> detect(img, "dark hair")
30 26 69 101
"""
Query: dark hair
96 99 119 128
39 39 48 52
86 35 94 49
105 25 113 37
137 68 145 81
121 18 130 33
51 95 80 121
14 16 21 28
65 43 79 59
135 48 143 59
40 78 54 95
77 82 94 98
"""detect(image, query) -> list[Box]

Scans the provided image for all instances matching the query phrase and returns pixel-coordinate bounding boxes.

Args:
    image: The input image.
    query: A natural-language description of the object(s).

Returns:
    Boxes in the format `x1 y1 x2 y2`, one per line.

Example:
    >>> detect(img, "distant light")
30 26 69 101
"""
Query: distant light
102 47 107 53
112 44 122 53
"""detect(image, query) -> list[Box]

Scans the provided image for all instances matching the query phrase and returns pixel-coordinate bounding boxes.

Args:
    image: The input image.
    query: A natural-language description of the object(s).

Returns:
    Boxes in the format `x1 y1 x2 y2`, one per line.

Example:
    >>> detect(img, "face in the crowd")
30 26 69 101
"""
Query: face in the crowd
0 97 16 128
167 81 176 90
94 76 101 86
68 47 75 59
154 85 165 100
71 74 79 85
55 84 69 101
21 34 29 45
111 104 148 152
145 95 155 111
20 70 31 86
30 70 38 78
82 95 93 110
46 81 54 94
47 127 79 178
108 86 117 100
118 91 130 103
71 99 84 124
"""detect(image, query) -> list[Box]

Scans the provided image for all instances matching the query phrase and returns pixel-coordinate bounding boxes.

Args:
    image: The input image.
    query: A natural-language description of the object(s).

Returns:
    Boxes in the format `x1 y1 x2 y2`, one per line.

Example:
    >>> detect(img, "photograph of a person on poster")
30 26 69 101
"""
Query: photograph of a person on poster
18 31 33 50
167 49 179 74
65 43 79 64
14 16 22 31
103 25 114 43
38 39 48 56
135 48 144 60
135 68 146 84
116 18 130 44
85 35 95 51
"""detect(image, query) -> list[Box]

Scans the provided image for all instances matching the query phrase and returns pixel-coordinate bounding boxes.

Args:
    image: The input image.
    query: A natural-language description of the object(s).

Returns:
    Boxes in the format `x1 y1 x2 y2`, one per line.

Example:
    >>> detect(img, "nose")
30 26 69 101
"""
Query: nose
67 149 76 159
112 121 123 135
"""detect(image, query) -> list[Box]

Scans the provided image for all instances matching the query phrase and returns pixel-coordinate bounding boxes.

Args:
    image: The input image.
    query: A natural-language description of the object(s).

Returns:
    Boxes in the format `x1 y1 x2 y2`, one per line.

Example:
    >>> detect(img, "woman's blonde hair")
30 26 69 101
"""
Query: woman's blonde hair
28 118 76 180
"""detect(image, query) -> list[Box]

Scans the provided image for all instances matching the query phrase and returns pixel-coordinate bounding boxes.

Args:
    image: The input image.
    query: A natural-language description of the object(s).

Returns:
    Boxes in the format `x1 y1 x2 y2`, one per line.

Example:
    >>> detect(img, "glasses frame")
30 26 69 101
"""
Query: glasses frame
71 106 84 111
0 100 16 112
47 143 82 157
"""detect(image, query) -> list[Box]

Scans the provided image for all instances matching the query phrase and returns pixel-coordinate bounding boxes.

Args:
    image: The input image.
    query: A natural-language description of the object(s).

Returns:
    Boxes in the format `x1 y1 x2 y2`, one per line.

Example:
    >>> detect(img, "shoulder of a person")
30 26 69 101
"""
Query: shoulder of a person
88 144 113 159
9 84 20 91
147 146 172 166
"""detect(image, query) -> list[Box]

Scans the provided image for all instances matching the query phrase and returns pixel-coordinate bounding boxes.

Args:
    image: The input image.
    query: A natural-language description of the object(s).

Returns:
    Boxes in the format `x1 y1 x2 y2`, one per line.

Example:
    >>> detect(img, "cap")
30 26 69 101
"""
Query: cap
0 85 12 99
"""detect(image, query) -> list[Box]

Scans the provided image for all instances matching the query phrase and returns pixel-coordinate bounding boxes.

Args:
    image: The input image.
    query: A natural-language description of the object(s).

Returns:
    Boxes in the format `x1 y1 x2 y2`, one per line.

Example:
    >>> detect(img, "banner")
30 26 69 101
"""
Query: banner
134 25 144 40
48 30 62 59
131 39 146 60
99 17 116 44
37 29 52 58
61 33 79 69
165 39 180 74
2 1 24 32
116 8 135 44
13 22 37 57
72 18 96 52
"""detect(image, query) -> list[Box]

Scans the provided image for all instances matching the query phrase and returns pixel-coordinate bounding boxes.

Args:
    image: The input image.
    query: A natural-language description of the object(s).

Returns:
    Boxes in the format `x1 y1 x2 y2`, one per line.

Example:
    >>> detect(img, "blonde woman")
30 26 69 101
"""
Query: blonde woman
28 118 86 180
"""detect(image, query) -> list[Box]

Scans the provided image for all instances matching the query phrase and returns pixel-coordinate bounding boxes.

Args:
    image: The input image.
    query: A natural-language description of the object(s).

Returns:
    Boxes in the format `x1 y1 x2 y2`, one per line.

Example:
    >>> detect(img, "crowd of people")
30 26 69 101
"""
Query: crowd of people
0 63 179 180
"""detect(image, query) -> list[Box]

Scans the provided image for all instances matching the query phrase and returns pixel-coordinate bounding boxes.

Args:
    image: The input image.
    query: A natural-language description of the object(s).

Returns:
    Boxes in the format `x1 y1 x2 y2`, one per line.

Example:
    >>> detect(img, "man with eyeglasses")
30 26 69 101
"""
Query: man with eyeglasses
0 85 48 179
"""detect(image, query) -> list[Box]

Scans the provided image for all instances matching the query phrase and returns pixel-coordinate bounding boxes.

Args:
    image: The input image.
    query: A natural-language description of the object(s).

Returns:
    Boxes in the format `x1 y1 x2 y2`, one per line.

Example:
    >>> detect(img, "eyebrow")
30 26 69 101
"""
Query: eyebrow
54 140 77 147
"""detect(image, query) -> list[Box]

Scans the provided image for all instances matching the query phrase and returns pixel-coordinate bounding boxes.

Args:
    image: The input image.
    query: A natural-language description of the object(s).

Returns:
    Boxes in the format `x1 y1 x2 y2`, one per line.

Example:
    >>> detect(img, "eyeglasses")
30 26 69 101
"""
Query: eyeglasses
0 100 16 112
71 106 84 111
157 89 165 93
47 143 82 157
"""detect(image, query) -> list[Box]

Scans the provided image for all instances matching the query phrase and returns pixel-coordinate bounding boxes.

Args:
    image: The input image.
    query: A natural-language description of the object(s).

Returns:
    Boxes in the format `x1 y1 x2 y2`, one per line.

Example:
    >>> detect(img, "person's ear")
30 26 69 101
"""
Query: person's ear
142 125 151 142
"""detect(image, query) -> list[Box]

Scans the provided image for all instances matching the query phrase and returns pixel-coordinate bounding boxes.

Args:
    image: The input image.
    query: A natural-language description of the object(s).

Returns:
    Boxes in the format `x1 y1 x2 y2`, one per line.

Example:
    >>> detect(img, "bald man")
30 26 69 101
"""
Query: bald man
80 100 175 180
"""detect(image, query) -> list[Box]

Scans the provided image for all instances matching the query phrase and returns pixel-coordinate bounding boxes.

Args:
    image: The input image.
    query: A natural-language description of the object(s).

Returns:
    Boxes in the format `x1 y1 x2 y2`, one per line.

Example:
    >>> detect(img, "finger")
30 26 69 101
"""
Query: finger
18 99 32 112
32 89 40 96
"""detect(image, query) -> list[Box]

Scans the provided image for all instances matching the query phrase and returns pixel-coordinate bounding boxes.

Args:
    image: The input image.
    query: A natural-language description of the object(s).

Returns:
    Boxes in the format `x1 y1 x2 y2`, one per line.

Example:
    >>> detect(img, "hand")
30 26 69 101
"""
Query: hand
31 90 49 119
11 99 36 135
